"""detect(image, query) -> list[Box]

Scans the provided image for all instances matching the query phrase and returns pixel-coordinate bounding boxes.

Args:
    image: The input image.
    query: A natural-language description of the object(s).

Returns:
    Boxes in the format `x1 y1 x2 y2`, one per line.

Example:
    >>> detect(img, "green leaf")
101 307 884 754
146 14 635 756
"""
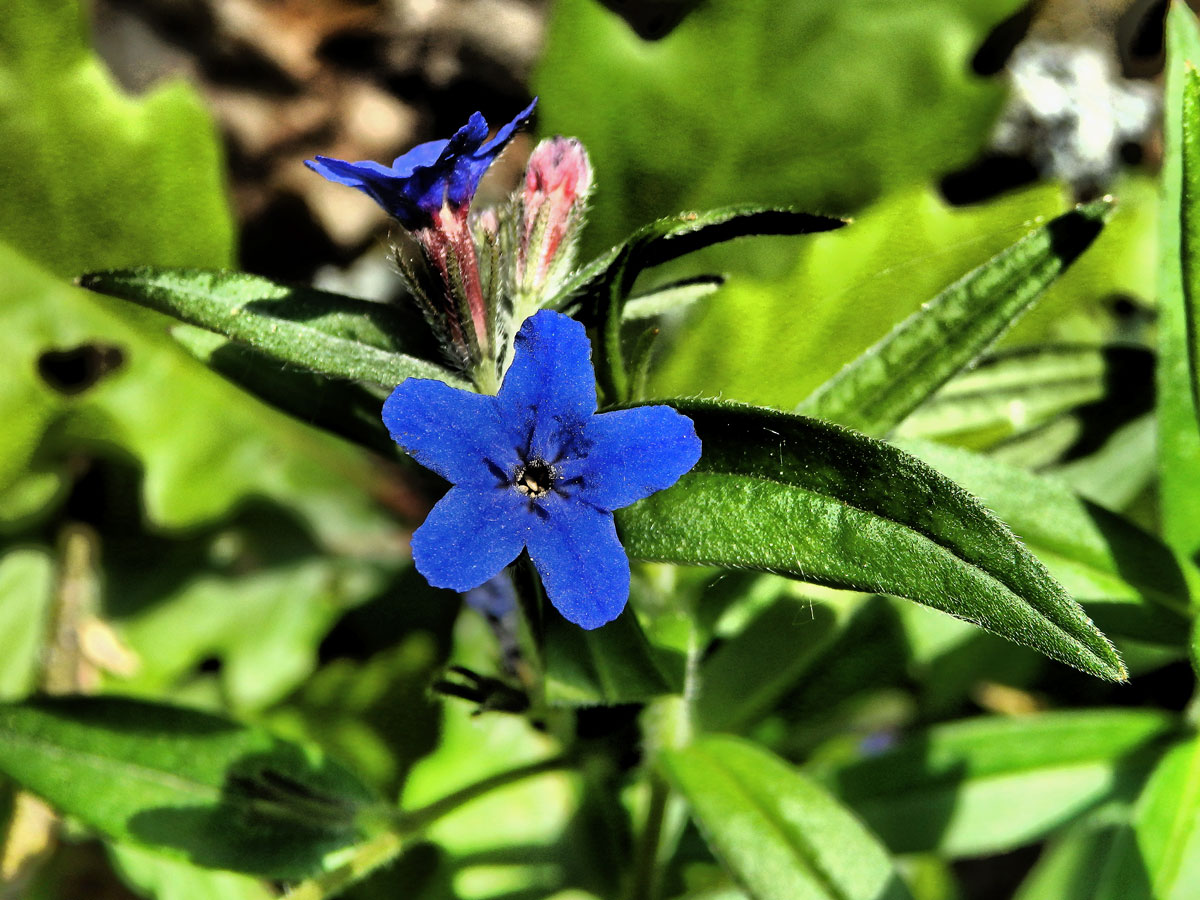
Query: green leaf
893 345 1151 450
618 401 1126 681
897 439 1190 647
623 275 726 321
659 734 912 900
1181 64 1200 428
0 246 399 542
535 0 1022 256
565 207 843 401
654 179 1155 411
799 199 1111 435
0 549 54 699
544 607 679 706
0 696 380 879
1014 812 1150 900
819 710 1175 857
108 843 274 900
79 268 466 389
169 328 398 458
1159 1 1200 558
695 596 845 733
1 0 233 277
1129 734 1200 899
563 207 844 316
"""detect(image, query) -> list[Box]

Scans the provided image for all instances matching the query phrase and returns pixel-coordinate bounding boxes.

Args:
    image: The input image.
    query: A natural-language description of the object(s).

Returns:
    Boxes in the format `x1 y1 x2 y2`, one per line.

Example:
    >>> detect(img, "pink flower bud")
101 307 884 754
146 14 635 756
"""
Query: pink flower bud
517 137 592 300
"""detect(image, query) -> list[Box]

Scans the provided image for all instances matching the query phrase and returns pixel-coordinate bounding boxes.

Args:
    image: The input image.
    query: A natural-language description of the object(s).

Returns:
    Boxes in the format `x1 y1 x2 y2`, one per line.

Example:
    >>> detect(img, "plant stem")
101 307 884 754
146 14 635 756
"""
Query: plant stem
399 754 572 830
627 774 671 900
283 830 405 900
283 754 572 900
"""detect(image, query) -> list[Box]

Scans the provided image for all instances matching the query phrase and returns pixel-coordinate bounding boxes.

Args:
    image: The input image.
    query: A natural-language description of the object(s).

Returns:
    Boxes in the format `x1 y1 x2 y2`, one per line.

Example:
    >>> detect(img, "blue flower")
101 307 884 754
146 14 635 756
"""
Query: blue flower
305 99 537 229
383 310 702 629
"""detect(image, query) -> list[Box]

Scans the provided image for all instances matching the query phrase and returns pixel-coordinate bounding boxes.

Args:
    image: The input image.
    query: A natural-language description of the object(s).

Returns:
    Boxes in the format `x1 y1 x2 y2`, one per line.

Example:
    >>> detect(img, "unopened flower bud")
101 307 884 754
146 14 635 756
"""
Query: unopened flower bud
516 137 592 304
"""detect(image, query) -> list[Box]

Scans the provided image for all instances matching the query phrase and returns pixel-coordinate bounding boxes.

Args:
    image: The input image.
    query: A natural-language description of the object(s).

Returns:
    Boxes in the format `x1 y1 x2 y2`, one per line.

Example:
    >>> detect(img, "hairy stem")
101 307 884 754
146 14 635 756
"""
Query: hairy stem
284 754 572 900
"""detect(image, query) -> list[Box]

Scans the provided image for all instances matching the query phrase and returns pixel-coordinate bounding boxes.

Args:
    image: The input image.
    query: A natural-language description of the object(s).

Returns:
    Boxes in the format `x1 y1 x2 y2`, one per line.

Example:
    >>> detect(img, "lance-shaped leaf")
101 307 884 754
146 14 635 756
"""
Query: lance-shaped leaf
559 206 845 316
659 735 913 900
818 710 1175 857
897 438 1191 647
1159 1 1200 557
1127 733 1200 900
894 345 1153 448
172 328 399 457
0 696 381 879
617 401 1126 680
1182 63 1200 426
560 207 844 401
622 275 725 321
78 268 466 389
799 199 1111 435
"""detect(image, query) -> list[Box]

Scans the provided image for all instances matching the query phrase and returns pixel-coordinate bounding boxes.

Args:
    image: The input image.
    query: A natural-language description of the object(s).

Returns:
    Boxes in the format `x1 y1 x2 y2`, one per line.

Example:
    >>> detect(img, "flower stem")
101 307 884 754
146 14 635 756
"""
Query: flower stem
283 830 406 900
283 754 572 900
627 774 671 900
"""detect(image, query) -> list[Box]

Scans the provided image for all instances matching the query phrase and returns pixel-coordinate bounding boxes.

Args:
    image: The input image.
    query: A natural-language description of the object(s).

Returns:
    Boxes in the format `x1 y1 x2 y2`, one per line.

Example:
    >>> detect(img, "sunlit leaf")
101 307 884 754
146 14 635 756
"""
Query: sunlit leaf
618 401 1126 680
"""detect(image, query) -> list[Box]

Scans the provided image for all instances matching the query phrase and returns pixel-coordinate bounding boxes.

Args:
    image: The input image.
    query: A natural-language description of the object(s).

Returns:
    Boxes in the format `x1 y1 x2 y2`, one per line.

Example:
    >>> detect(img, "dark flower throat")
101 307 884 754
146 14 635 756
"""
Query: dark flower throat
514 458 555 498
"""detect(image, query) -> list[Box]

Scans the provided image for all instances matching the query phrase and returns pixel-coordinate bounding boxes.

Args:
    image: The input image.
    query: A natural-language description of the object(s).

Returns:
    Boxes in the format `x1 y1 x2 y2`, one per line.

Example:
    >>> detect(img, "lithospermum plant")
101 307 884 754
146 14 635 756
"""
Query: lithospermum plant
10 84 1166 900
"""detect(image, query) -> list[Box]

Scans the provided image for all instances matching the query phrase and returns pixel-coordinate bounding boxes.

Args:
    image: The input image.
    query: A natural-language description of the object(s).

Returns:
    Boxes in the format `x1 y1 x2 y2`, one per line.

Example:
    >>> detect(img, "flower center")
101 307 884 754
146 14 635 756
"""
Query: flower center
514 459 555 498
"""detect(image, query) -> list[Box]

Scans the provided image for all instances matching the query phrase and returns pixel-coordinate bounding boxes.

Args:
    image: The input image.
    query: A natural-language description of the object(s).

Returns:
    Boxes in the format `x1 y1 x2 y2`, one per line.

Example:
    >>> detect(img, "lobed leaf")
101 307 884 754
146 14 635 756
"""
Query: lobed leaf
78 268 466 389
820 710 1175 857
617 401 1126 680
0 696 380 879
659 734 912 900
799 199 1112 435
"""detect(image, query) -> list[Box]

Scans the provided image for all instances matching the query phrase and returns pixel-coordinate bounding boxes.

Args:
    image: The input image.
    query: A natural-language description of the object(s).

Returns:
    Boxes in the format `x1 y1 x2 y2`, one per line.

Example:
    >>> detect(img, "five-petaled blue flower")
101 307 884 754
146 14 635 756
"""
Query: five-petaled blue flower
383 310 702 629
305 99 537 229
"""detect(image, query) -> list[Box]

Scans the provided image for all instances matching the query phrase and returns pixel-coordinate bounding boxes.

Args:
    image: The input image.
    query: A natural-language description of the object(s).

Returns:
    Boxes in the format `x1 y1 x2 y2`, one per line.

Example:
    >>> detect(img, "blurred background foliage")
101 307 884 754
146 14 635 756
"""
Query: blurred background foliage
0 0 1187 898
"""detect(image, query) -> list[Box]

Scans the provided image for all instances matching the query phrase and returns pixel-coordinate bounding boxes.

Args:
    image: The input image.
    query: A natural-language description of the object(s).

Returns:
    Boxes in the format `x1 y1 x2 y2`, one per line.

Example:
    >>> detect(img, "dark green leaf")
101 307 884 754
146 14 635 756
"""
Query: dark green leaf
560 206 845 317
820 710 1175 857
799 199 1112 435
898 439 1191 647
1159 1 1200 557
544 606 680 706
618 401 1126 680
696 597 844 733
78 268 466 388
659 735 912 900
0 696 380 879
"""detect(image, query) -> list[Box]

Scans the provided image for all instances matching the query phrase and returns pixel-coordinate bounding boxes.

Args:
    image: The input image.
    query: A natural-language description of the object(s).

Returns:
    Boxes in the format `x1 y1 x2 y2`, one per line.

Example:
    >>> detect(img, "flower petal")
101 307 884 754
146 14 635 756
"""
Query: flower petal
498 310 597 462
383 378 519 486
564 406 702 511
306 156 426 226
391 138 450 174
412 486 528 592
527 499 629 629
478 98 538 157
